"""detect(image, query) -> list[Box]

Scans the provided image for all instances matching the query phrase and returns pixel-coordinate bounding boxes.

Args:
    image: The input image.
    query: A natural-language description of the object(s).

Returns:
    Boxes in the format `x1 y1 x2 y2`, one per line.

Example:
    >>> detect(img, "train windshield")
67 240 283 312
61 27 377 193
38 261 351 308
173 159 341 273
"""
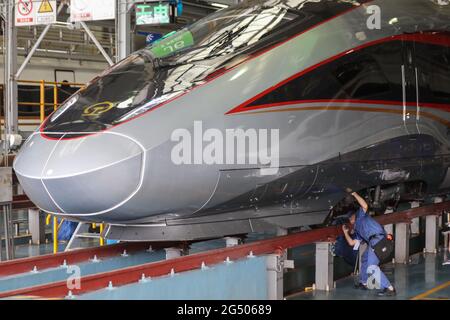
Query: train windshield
44 0 359 135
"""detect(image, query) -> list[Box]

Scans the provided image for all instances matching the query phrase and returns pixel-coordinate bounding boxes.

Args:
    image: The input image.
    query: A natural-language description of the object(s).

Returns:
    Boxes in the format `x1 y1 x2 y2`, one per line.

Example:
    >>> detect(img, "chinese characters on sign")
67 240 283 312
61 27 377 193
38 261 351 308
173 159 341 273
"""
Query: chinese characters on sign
15 0 56 26
70 0 116 22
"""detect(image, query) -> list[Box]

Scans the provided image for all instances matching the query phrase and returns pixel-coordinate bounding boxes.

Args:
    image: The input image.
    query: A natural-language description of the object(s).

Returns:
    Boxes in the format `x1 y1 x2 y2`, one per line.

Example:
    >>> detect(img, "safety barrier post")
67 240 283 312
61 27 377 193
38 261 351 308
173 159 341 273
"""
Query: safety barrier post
395 222 410 264
53 216 58 254
100 224 105 246
53 84 58 111
315 242 334 291
424 215 439 254
28 209 45 245
39 80 45 123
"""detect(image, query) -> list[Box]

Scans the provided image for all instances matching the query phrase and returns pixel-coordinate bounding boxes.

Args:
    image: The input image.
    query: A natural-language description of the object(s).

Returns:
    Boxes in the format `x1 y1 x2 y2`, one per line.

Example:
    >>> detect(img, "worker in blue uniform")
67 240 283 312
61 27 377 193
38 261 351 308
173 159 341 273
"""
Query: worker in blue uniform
342 191 396 296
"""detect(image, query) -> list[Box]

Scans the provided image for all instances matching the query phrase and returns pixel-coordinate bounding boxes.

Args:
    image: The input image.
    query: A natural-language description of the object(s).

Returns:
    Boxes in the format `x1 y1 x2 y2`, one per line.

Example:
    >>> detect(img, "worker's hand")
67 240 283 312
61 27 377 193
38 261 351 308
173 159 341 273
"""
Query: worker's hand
345 187 353 194
342 224 349 233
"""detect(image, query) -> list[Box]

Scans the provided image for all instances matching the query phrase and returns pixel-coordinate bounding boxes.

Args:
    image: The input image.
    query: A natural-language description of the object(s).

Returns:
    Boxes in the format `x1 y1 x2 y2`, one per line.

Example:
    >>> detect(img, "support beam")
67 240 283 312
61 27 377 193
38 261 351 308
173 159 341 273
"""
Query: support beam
116 0 133 61
15 3 66 79
28 209 45 245
80 22 114 66
383 208 394 235
434 197 444 228
0 167 14 260
424 254 436 284
395 222 410 264
315 242 334 291
266 254 283 300
15 25 51 79
444 231 450 250
4 0 18 136
394 264 408 292
410 202 421 235
2 204 15 260
0 208 2 261
424 215 438 254
224 237 239 248
165 248 181 260
276 227 288 264
443 231 450 265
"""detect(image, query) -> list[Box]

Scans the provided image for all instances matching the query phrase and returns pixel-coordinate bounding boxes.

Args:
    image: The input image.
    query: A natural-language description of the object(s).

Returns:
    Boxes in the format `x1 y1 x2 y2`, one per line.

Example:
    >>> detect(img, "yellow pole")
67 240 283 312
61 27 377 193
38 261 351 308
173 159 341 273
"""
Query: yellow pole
40 80 45 123
53 216 58 254
53 84 58 111
100 224 105 246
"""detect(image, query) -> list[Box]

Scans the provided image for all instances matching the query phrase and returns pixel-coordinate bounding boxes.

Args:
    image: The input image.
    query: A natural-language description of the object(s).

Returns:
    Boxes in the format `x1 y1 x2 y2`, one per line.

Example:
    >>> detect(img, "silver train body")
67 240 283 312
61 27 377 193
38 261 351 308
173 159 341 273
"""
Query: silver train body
14 0 450 241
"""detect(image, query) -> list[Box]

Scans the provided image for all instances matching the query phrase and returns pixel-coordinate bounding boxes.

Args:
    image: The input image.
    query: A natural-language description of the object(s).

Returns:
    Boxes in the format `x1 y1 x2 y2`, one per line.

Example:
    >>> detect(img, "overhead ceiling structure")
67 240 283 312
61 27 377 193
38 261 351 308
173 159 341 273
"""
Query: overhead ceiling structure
0 0 226 63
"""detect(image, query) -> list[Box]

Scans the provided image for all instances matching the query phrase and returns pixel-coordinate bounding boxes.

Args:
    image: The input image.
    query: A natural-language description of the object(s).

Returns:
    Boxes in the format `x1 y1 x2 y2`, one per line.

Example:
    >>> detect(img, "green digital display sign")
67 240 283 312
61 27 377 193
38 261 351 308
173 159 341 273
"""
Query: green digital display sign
136 3 171 25
150 30 194 58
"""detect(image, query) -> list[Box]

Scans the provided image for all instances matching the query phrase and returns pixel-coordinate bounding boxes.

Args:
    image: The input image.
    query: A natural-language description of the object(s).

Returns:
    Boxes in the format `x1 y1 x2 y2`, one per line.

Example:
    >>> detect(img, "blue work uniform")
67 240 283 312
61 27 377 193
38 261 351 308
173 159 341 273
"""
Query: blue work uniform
353 207 392 289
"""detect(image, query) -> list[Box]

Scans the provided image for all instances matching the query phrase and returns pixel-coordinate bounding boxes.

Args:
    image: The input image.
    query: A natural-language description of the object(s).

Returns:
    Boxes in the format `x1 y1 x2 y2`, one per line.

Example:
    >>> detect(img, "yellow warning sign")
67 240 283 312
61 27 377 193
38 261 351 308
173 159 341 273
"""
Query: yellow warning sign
38 0 53 14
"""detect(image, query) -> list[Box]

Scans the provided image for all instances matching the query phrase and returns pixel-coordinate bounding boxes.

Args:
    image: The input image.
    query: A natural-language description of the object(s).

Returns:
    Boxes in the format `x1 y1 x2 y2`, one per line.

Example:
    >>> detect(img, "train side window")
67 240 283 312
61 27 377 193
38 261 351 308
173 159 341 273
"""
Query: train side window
332 43 402 101
414 42 450 105
333 56 391 100
246 41 403 108
249 68 348 107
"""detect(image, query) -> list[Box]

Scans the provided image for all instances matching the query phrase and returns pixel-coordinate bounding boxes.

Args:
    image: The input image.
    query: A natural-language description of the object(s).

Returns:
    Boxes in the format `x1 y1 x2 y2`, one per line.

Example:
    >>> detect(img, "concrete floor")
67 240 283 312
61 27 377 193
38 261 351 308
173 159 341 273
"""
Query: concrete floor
0 209 54 260
289 249 450 300
1 242 64 260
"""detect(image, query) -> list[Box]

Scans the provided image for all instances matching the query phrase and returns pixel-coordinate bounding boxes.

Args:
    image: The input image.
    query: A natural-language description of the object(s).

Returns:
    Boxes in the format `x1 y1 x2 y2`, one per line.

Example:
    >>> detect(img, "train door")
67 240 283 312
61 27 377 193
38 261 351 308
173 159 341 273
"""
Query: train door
401 40 420 135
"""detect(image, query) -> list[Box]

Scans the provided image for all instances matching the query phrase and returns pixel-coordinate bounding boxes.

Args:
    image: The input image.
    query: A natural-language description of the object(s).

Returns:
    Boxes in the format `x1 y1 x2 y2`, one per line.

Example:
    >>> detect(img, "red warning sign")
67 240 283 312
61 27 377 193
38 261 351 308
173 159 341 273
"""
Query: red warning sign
15 0 57 26
17 0 33 16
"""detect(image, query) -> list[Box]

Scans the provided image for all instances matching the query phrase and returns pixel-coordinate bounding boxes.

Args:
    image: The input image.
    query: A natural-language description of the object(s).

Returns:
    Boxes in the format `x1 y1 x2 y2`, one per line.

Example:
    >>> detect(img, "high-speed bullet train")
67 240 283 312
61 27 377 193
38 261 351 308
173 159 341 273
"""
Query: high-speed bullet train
14 0 450 241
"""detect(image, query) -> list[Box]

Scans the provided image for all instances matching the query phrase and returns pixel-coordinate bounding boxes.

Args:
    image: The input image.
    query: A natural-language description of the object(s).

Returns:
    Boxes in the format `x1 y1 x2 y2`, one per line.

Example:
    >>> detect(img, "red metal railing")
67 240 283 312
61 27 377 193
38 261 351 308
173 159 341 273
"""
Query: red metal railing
0 241 176 278
0 200 447 299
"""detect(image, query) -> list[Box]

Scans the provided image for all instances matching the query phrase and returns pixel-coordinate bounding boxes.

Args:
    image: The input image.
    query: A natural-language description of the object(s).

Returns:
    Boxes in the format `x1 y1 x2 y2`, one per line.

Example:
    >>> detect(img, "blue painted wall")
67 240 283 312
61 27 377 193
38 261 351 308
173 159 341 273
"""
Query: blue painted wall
78 257 268 300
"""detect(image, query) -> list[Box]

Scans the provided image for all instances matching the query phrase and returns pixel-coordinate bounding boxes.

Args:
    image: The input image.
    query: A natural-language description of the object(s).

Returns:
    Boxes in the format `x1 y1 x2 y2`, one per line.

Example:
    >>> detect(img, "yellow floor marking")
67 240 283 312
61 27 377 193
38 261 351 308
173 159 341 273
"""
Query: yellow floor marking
411 281 450 300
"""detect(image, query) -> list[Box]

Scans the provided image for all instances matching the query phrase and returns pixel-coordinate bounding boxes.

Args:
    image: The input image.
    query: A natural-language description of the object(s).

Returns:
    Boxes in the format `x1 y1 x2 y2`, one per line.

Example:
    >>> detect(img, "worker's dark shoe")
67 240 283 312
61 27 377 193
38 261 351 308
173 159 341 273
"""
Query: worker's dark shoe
354 283 368 290
377 288 396 297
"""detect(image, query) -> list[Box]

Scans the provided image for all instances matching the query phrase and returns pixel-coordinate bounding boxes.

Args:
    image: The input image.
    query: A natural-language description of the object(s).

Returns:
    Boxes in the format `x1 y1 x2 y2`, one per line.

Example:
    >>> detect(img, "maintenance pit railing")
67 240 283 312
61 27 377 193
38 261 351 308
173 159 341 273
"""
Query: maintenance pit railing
17 80 84 123
0 80 84 127
0 199 448 299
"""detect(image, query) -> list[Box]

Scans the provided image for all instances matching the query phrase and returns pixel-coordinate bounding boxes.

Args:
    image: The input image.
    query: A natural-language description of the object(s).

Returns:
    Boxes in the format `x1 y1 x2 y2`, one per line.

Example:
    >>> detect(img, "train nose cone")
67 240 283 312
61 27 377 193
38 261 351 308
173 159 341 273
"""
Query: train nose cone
13 132 145 216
